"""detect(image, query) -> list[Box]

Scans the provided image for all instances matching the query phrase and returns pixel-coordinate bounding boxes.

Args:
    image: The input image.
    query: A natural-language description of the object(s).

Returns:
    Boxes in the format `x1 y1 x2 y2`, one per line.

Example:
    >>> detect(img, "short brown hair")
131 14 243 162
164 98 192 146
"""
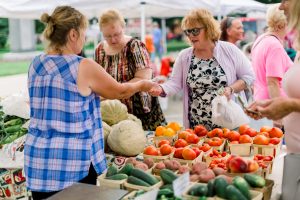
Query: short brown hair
40 6 87 53
99 9 126 29
181 9 221 42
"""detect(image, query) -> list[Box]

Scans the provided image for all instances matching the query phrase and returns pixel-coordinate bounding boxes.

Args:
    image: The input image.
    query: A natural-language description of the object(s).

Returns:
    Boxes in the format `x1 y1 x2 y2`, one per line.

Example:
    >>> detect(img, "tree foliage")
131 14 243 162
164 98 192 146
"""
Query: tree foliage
254 0 281 4
0 18 9 48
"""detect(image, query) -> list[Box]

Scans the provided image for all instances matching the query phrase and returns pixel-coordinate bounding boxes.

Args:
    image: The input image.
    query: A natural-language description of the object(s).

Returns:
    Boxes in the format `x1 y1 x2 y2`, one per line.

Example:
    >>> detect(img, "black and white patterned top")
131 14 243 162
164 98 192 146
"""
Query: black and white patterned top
187 55 227 130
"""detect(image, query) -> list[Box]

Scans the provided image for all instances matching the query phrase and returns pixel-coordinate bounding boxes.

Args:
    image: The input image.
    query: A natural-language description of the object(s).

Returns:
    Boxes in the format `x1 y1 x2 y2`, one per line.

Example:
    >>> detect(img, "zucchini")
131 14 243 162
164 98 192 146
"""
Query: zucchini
131 168 159 185
106 165 118 177
225 185 248 200
105 173 128 180
127 176 151 187
214 177 228 199
118 163 134 175
159 169 178 185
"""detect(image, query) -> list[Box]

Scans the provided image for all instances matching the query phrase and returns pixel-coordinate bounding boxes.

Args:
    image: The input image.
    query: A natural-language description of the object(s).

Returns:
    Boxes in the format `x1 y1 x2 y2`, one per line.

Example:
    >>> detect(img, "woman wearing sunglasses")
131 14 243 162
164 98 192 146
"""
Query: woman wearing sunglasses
149 9 255 130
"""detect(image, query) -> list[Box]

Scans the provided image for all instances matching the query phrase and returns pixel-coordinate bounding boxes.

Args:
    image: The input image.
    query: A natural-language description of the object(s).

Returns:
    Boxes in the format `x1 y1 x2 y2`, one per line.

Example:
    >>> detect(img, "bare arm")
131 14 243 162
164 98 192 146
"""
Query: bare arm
267 77 281 99
77 58 154 99
223 80 246 99
127 68 153 83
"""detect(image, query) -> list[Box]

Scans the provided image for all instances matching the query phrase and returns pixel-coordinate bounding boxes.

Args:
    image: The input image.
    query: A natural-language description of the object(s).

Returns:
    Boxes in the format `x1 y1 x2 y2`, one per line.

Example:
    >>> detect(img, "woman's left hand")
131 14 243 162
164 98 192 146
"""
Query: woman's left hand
223 87 233 100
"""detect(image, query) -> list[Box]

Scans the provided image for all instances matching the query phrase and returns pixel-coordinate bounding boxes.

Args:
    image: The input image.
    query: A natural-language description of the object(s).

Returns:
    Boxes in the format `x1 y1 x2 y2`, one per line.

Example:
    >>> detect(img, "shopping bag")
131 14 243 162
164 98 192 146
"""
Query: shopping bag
211 95 249 129
281 153 300 200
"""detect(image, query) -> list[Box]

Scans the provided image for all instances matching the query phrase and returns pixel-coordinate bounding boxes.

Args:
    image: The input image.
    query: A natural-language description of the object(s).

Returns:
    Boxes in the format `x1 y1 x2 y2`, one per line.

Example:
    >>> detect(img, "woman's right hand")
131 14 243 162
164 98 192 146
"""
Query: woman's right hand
139 80 156 92
148 82 163 96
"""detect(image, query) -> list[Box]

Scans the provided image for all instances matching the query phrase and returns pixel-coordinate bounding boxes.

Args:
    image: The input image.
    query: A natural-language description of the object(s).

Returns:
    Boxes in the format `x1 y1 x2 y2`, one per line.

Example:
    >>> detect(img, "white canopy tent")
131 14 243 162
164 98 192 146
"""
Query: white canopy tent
0 0 267 51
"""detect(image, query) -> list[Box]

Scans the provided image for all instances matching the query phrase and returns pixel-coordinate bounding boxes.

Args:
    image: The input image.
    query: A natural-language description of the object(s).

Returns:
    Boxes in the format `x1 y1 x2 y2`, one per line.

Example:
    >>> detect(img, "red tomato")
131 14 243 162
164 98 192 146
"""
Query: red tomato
255 154 264 160
260 126 272 133
178 131 190 139
222 128 231 138
227 131 240 142
269 137 281 145
239 135 252 144
158 139 170 147
207 137 223 146
182 147 197 160
211 128 223 138
185 128 195 135
174 139 188 148
159 144 173 155
143 145 159 156
199 144 211 152
185 133 200 144
253 135 269 145
244 128 257 137
263 156 273 161
269 127 283 138
192 147 201 157
258 132 270 138
173 148 184 159
239 124 250 135
194 125 208 137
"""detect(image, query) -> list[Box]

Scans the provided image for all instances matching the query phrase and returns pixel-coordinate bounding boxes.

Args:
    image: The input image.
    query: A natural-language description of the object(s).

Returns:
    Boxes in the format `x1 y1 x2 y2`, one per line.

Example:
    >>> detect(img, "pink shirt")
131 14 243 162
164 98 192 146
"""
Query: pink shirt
283 60 300 153
251 33 293 100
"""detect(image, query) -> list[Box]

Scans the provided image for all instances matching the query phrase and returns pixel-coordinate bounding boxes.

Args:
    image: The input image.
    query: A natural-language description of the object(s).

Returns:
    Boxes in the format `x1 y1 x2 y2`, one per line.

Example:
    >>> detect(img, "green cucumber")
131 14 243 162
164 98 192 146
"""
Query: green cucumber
244 174 266 188
105 173 128 180
131 168 159 185
233 176 251 200
106 165 118 177
127 176 151 187
207 179 215 197
118 163 134 175
159 169 178 185
225 185 248 200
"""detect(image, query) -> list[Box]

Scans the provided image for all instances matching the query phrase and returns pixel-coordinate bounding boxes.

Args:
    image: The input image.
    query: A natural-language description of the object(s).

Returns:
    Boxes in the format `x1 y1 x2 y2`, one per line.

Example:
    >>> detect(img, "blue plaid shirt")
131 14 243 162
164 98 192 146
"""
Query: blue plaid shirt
25 54 106 192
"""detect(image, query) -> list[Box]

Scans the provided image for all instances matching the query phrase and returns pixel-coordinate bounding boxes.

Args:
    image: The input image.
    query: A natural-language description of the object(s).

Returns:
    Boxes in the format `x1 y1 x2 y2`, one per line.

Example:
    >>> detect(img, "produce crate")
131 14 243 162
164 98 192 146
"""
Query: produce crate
97 172 127 189
189 144 213 158
252 143 281 157
121 190 137 200
204 154 229 165
252 179 274 200
153 135 177 147
228 143 252 156
171 151 204 167
203 138 226 152
123 176 163 192
182 183 263 200
225 168 261 178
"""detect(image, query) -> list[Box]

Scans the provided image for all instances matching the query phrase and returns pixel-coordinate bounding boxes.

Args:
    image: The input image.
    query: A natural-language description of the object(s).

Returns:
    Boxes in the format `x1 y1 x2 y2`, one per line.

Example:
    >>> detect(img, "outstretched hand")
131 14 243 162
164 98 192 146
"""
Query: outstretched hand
148 82 163 96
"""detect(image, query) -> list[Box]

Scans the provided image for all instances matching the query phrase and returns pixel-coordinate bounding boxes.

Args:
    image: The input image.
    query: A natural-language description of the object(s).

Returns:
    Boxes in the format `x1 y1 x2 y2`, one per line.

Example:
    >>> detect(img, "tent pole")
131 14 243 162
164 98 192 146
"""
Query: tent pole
140 1 146 43
161 18 167 54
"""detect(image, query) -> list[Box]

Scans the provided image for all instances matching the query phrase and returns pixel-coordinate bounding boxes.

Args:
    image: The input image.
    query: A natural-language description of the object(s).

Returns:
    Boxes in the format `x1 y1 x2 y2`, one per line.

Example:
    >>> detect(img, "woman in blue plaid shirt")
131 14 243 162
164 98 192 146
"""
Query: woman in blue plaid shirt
25 6 154 200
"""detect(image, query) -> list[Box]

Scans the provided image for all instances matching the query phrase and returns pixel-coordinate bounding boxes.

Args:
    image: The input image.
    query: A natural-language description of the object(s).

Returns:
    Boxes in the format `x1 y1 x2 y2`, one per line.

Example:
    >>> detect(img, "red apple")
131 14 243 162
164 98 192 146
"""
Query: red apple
229 156 248 173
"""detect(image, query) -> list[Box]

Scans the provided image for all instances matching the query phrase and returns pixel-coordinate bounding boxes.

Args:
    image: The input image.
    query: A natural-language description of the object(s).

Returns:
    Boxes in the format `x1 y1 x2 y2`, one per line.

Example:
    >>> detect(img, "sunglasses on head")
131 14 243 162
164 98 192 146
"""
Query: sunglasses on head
183 27 204 37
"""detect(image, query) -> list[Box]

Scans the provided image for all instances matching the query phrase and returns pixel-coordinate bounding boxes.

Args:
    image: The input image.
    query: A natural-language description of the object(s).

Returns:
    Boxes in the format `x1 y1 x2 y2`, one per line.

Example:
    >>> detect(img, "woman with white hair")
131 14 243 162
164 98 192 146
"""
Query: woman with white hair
251 3 293 128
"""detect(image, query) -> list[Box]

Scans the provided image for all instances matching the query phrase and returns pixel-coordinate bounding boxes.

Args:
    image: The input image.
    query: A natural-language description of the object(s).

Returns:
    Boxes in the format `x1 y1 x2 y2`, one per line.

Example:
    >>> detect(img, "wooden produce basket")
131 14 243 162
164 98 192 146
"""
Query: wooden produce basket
228 142 252 156
252 143 281 158
252 179 274 200
204 154 229 165
171 151 204 167
121 190 137 200
203 138 226 152
97 172 127 189
225 168 262 178
143 151 173 163
123 176 163 192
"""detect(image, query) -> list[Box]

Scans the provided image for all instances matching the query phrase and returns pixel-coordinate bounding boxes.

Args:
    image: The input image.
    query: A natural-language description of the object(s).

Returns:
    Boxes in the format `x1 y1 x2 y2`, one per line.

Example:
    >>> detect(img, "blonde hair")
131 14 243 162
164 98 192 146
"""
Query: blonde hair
181 9 221 42
289 0 300 50
99 9 126 29
266 4 287 32
40 6 87 53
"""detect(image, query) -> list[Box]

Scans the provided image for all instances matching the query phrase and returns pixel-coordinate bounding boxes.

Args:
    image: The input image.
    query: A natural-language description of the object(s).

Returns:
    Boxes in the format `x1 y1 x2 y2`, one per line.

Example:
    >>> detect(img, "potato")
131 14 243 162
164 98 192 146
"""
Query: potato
135 163 149 171
191 162 208 175
164 160 173 170
143 158 154 168
125 157 137 165
212 167 226 176
190 174 199 182
170 160 181 170
155 162 166 170
178 165 190 174
198 168 215 183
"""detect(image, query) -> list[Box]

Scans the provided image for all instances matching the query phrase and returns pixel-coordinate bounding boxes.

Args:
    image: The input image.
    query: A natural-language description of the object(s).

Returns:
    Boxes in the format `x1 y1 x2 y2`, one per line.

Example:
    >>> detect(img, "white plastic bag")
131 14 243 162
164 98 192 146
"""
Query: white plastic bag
211 95 249 129
0 92 30 119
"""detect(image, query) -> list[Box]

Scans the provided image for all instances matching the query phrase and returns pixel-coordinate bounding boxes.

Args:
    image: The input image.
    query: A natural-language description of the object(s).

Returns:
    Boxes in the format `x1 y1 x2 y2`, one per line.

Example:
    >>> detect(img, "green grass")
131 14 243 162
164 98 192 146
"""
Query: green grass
0 61 30 77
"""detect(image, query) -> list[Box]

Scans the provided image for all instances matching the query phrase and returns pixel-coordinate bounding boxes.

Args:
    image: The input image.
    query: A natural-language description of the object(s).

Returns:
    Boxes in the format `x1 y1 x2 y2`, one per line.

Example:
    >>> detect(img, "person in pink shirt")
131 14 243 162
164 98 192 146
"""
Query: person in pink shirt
246 0 300 153
251 4 293 127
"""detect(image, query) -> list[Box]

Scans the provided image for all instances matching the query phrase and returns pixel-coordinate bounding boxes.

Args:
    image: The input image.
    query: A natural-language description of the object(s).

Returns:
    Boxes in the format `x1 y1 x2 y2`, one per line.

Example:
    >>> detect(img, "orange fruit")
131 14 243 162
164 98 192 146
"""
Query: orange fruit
166 122 181 132
163 128 176 136
155 126 166 136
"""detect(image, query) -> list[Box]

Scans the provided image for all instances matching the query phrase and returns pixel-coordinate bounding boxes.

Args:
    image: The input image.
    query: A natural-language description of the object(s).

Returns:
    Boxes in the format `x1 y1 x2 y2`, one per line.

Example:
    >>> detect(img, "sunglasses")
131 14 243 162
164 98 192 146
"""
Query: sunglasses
183 27 205 37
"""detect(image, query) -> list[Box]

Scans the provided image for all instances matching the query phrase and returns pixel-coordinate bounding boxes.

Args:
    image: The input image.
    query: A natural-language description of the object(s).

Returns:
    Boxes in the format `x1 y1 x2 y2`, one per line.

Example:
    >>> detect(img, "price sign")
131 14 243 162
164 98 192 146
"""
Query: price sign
173 172 190 197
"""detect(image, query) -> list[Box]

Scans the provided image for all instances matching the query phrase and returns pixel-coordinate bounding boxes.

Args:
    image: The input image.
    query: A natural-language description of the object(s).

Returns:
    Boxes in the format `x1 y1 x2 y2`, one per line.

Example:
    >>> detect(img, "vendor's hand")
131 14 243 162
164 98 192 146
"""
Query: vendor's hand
245 101 263 120
148 82 163 96
255 97 293 120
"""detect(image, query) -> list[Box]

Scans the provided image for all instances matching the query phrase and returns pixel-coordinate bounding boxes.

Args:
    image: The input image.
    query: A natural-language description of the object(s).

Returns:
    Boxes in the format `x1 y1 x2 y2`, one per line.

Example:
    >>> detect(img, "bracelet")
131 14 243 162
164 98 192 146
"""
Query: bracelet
228 86 235 94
